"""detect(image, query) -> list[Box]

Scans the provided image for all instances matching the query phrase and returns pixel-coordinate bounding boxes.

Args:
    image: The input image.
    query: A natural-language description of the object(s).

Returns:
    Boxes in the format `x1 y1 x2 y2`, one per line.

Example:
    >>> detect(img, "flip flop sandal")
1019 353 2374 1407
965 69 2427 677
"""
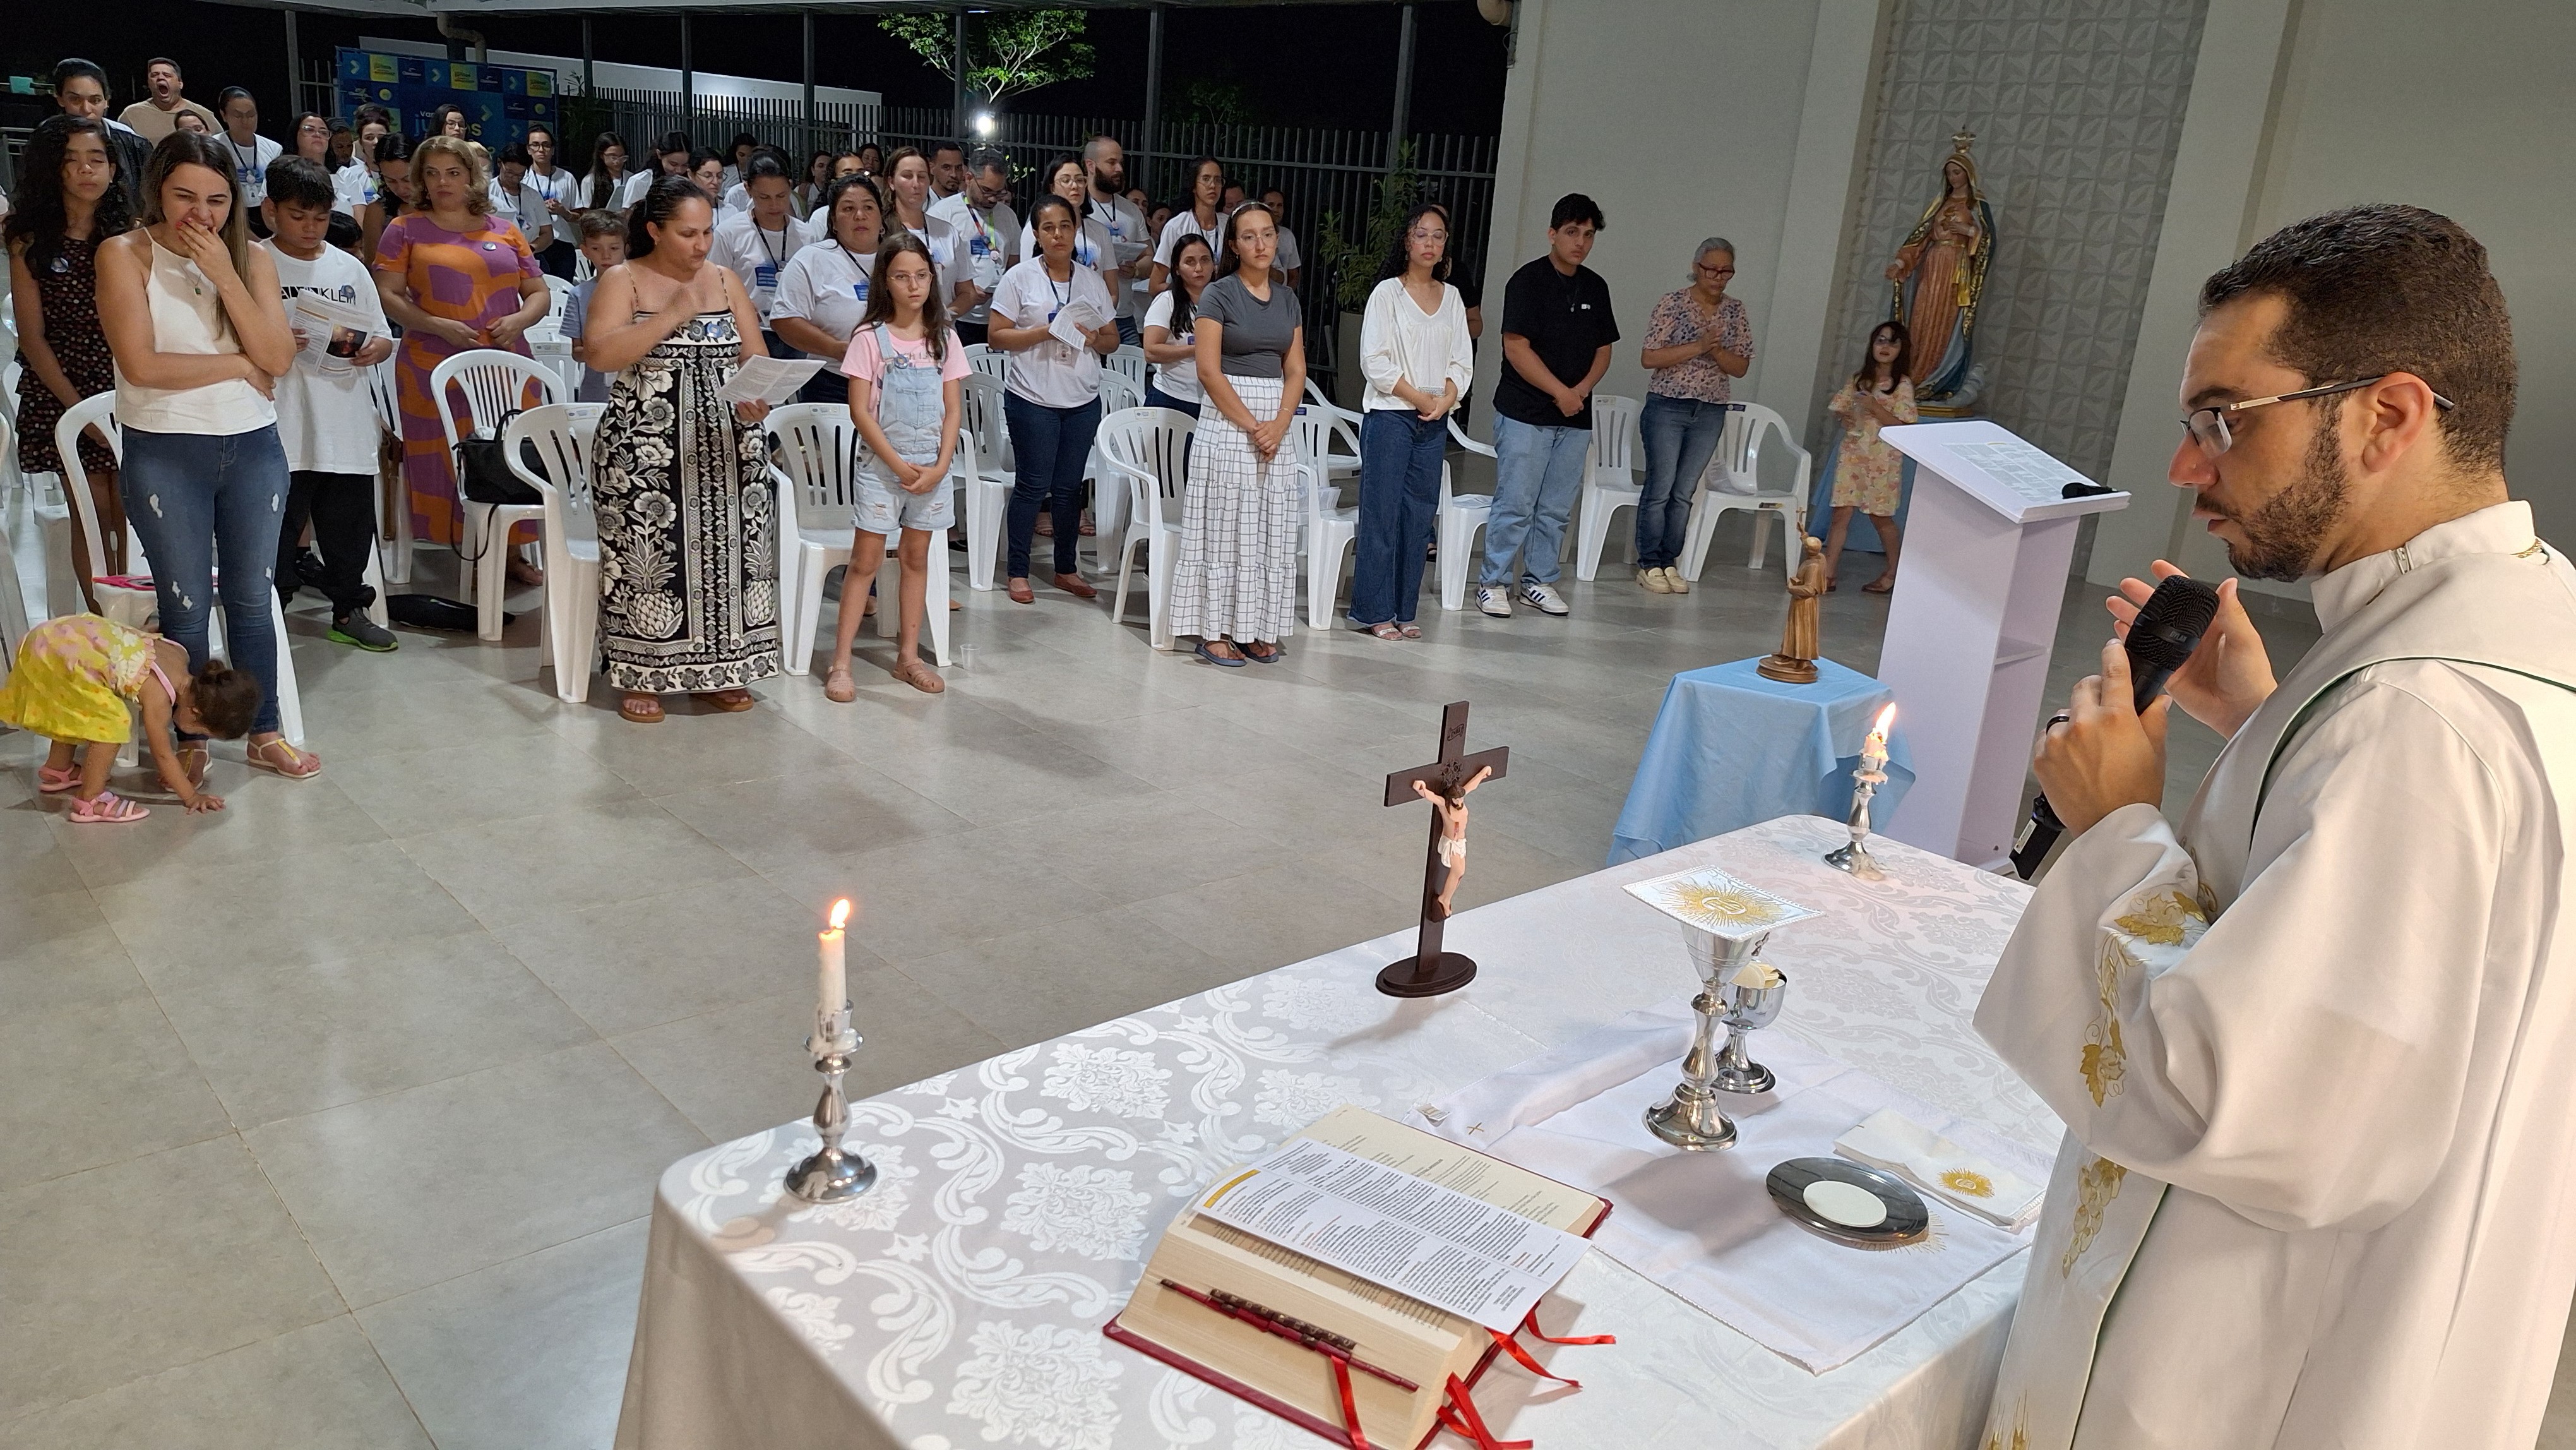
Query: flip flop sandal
37 764 83 794
695 690 758 712
621 694 666 724
246 740 322 780
1195 641 1247 668
1400 623 1422 639
69 790 149 824
1366 622 1403 641
1242 642 1282 664
823 665 859 704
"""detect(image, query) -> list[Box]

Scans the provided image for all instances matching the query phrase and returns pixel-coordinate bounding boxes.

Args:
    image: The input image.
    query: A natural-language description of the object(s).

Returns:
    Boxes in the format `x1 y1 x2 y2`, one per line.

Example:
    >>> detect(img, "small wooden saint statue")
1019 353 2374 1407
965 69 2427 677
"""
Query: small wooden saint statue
1757 536 1830 684
1412 766 1493 919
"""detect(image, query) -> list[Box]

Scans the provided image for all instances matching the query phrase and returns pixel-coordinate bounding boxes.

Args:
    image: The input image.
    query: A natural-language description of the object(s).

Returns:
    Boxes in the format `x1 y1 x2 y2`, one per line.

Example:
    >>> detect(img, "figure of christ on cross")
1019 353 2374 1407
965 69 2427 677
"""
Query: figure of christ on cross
1378 702 1509 997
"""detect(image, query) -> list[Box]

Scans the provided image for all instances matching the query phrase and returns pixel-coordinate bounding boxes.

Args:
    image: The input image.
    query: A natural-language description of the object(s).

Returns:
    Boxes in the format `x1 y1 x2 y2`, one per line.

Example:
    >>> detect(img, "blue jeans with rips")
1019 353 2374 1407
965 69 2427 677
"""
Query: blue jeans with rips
119 424 291 735
1479 414 1590 588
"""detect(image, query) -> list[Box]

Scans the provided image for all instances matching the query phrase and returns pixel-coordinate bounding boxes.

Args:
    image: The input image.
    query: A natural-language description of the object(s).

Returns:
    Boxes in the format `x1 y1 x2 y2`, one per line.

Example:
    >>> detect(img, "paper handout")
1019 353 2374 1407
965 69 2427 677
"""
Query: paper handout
1047 301 1107 352
291 291 378 372
1195 1138 1590 1332
715 356 827 407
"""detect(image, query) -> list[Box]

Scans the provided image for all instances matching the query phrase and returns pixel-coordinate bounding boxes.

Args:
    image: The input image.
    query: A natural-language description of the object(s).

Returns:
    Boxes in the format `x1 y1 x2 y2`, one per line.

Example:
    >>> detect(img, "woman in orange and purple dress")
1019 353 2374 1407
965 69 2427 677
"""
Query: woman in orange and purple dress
370 134 551 574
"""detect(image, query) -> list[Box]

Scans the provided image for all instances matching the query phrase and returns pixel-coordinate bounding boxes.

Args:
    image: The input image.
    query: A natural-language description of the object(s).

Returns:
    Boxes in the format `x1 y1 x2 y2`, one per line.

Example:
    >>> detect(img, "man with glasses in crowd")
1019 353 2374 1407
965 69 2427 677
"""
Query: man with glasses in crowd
926 147 1017 345
1976 202 2576 1450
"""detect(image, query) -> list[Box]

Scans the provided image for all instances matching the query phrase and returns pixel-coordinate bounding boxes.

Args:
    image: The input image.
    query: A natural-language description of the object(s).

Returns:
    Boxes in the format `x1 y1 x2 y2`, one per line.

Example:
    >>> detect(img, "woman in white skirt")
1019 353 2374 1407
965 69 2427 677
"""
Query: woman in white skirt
1169 201 1304 666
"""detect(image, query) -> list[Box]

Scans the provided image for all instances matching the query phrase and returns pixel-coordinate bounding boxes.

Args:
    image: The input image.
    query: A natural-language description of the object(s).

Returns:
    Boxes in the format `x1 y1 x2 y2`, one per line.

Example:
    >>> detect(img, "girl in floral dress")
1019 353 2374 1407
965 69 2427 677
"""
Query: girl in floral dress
578 177 781 723
1823 320 1918 594
0 615 261 822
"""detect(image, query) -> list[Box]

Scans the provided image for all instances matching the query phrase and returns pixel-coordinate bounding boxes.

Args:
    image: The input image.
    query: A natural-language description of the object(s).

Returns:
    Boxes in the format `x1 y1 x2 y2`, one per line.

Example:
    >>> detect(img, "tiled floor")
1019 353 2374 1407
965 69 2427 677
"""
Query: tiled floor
12 506 2553 1447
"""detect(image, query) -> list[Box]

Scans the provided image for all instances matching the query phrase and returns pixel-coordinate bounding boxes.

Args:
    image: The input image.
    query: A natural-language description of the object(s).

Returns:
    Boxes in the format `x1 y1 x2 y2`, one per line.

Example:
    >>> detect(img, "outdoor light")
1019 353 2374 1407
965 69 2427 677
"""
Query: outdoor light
973 112 996 138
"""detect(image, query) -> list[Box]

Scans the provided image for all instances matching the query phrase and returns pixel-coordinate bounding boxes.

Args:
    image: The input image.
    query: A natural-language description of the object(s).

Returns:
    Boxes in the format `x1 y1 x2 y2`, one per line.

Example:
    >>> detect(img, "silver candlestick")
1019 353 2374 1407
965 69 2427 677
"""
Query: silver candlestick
785 1007 876 1204
1823 754 1889 880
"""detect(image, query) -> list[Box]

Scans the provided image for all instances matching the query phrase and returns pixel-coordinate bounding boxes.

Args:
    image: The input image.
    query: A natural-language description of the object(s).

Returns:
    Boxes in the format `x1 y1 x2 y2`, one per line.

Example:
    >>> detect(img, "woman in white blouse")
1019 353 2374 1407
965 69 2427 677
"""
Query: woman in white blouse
771 172 886 405
1349 202 1474 639
987 194 1119 604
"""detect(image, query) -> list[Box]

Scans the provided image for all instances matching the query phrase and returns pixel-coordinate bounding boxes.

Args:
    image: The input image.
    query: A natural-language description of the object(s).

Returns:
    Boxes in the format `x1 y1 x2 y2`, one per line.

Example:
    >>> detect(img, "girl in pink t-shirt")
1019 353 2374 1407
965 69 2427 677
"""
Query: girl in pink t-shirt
827 233 967 698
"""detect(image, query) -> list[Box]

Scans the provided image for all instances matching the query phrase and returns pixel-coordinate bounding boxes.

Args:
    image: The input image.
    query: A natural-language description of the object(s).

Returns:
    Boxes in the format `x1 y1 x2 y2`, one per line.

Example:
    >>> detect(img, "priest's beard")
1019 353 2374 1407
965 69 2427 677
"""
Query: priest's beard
2218 421 2351 582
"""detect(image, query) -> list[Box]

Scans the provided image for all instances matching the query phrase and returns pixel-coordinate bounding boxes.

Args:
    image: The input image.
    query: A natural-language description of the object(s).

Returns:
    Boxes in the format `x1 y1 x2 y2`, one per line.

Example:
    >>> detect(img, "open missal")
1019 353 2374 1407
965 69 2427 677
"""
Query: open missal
1106 1106 1611 1450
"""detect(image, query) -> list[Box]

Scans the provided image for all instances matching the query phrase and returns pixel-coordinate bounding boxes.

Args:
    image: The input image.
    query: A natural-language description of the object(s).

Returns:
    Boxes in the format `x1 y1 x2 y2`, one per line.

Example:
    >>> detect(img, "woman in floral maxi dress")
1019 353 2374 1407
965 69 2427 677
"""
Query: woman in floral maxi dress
579 177 781 722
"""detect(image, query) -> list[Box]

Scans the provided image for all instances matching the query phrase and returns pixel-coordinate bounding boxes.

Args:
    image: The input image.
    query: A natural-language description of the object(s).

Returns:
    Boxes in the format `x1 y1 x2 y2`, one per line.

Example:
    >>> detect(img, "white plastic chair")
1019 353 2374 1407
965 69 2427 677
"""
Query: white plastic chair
1103 345 1149 393
1095 406 1195 650
51 393 305 745
1438 417 1497 611
1681 402 1815 583
958 371 1015 591
428 349 560 640
1572 393 1643 581
1299 381 1364 498
501 402 605 702
768 403 951 673
1291 408 1361 629
1085 371 1146 573
963 343 1008 383
0 410 27 668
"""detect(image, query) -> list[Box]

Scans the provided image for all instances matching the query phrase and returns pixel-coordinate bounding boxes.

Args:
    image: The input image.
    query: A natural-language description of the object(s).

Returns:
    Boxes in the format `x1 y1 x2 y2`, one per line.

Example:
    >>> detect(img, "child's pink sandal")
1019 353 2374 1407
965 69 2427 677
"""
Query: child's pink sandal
68 791 149 824
37 764 83 794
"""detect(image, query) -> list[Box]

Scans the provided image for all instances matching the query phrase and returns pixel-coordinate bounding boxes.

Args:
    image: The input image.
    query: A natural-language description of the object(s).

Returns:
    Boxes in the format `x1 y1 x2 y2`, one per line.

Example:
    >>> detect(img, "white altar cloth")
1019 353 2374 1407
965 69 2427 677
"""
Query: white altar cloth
614 814 2055 1450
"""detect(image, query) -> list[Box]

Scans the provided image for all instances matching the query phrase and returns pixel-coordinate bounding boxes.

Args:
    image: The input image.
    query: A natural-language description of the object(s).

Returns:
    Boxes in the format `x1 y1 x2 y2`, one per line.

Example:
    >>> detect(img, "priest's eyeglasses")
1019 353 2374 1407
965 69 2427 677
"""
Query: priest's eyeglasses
2182 376 2454 457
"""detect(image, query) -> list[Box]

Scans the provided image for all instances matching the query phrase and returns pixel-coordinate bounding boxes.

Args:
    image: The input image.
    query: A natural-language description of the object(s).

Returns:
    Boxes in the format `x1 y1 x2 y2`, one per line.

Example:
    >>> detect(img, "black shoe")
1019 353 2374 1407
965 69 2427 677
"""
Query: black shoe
294 548 329 590
328 613 400 652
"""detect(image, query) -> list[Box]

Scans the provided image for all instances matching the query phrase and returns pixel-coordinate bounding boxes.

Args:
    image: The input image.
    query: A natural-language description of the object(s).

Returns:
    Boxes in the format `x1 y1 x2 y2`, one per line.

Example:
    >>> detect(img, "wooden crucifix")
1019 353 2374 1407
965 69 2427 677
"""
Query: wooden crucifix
1378 701 1510 997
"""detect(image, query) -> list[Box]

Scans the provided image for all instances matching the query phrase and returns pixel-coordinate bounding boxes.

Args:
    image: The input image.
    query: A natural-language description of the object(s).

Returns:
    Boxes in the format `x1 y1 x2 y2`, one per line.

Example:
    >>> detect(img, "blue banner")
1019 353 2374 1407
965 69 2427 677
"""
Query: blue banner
335 47 558 145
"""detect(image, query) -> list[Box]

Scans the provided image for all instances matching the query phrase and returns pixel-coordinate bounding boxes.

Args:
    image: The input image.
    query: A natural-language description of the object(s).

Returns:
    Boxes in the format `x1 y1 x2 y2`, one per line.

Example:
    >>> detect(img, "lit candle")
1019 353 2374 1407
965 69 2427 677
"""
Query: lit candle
1863 704 1895 771
819 899 852 1040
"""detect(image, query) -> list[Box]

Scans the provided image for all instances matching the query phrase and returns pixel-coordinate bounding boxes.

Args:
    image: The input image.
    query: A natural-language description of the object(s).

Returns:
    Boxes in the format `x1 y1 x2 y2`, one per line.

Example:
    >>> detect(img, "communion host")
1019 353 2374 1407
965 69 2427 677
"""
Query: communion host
1973 203 2576 1449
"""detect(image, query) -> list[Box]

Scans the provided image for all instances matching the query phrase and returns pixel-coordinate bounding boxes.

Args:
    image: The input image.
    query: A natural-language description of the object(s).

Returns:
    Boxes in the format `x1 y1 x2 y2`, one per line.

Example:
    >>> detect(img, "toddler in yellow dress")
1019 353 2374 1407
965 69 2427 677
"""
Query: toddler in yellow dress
0 615 263 822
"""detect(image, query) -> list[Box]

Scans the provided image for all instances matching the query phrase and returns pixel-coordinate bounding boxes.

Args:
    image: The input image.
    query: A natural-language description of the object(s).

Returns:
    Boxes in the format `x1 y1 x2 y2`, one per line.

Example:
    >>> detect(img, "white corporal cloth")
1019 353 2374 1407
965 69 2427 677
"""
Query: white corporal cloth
1421 1011 2049 1372
613 814 2059 1450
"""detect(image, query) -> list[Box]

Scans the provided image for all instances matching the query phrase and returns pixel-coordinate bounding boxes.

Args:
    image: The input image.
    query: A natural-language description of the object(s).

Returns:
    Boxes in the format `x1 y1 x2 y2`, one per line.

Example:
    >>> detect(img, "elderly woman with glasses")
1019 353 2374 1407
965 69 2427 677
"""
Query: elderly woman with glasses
1632 237 1756 594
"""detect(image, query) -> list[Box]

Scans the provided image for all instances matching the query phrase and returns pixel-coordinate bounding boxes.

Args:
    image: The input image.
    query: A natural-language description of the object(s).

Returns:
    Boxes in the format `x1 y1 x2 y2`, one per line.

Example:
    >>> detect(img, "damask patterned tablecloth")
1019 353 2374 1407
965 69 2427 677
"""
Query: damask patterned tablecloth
613 813 2054 1450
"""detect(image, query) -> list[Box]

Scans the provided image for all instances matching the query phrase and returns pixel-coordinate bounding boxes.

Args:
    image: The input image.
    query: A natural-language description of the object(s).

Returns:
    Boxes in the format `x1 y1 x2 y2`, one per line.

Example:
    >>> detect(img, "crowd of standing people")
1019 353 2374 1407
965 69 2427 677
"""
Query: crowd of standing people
6 50 1922 817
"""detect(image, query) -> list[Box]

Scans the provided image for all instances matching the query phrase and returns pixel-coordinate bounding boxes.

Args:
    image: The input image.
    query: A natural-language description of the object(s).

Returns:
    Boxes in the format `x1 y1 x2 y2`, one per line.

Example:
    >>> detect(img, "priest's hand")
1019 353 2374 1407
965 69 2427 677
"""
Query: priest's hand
2106 562 2275 738
2035 639 2171 835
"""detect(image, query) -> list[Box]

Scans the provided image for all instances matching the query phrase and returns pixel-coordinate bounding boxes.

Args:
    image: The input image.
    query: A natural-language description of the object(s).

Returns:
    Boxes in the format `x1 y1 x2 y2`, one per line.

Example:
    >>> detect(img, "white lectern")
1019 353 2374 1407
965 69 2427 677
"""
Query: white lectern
1873 421 2129 869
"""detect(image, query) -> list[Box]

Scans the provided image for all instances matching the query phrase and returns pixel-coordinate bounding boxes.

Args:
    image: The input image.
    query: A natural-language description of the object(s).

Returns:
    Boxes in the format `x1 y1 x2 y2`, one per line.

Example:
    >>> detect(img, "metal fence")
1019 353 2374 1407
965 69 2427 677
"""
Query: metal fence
292 68 1497 392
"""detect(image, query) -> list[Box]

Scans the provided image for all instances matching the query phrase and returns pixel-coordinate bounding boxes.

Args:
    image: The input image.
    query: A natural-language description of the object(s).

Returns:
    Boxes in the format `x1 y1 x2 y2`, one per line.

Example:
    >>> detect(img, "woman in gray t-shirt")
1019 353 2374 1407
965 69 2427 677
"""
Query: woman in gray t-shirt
1169 202 1306 665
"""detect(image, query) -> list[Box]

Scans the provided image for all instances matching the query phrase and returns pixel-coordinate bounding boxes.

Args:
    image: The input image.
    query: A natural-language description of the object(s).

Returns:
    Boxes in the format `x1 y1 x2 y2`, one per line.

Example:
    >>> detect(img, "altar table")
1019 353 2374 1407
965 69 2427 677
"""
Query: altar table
614 814 2053 1450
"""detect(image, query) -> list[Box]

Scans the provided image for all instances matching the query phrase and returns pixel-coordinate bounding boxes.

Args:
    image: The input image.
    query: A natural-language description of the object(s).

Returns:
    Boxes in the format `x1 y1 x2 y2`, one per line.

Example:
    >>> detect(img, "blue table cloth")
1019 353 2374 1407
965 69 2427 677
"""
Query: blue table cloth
1608 657 1916 865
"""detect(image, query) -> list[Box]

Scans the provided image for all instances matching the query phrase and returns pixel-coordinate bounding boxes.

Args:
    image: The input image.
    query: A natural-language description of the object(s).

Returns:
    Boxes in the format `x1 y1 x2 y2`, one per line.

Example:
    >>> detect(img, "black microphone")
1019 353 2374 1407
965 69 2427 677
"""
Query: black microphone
2008 573 2222 880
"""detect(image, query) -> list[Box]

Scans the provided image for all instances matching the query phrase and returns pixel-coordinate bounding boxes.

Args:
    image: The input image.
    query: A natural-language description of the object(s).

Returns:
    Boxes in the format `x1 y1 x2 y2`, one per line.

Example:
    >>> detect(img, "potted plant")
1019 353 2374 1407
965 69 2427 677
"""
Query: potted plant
1309 145 1421 409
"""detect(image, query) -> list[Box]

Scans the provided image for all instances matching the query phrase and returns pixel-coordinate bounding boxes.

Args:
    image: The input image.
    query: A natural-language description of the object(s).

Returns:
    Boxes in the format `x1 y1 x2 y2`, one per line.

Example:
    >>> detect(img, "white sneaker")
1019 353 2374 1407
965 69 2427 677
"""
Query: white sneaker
1637 567 1671 594
1476 585 1514 618
1662 566 1690 595
1520 581 1571 616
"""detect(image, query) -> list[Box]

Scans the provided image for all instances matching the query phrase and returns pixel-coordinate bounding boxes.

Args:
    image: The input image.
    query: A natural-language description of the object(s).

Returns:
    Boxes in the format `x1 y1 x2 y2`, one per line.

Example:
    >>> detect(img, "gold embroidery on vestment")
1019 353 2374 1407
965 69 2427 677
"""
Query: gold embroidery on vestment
2061 1154 2128 1275
1941 1168 1995 1197
1980 1399 2029 1450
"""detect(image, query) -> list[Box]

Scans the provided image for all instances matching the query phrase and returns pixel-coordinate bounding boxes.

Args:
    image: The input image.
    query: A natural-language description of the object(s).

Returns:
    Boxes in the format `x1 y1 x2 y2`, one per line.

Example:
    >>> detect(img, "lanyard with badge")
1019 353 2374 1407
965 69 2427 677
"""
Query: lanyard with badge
963 207 1003 289
837 243 871 309
754 223 789 294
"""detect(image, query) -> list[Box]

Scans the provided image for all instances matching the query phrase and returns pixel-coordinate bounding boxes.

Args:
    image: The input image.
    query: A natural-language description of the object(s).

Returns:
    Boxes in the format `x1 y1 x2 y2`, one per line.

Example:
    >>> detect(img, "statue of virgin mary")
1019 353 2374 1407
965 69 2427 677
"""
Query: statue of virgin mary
1882 131 1996 412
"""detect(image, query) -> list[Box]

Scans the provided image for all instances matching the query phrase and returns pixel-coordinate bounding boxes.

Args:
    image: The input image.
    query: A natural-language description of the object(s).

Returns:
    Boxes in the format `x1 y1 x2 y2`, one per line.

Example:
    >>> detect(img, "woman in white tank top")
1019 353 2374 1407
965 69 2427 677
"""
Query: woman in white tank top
95 131 318 780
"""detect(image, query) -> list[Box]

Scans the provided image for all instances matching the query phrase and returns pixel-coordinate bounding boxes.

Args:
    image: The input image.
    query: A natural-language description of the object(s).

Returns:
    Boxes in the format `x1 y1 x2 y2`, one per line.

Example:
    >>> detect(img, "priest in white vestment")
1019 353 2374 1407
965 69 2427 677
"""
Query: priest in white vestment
1974 204 2576 1449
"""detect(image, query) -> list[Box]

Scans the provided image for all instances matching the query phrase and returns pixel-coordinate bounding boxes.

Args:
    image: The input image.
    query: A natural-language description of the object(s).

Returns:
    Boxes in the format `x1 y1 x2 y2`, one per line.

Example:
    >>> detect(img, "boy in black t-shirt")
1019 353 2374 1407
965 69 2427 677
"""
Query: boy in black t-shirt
1478 193 1616 618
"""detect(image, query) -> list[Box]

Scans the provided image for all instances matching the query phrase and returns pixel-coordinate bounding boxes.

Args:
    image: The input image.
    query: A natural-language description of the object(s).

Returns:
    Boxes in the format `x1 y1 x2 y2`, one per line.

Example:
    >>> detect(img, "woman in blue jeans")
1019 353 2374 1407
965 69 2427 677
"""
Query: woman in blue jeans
1633 238 1755 594
1351 203 1475 637
987 195 1121 604
95 131 318 781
